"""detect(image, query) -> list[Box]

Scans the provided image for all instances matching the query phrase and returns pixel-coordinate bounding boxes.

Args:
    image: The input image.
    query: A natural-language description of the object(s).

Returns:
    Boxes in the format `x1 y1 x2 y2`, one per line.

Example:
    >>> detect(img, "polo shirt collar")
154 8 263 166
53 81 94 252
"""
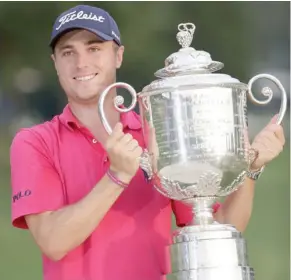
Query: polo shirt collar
60 104 142 131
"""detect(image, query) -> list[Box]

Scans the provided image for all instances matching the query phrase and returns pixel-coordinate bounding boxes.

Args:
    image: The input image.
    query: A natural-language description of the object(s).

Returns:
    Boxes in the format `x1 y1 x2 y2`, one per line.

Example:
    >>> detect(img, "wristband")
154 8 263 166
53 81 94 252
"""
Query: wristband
106 169 129 189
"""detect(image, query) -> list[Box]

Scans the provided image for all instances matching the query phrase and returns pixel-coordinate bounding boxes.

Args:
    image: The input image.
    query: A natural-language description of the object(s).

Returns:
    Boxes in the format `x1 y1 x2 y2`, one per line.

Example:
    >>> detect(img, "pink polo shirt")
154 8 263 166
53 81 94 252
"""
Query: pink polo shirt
10 105 220 280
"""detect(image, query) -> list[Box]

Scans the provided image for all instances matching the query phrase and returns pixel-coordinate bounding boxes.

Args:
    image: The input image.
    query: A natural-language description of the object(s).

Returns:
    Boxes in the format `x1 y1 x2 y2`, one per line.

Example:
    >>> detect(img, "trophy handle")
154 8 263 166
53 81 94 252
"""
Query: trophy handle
247 74 287 125
98 82 137 134
98 82 154 179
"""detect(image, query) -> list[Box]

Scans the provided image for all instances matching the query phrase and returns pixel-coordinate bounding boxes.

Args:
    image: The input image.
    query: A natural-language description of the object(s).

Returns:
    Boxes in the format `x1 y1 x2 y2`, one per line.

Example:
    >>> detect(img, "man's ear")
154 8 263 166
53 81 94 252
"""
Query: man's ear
51 53 56 63
116 45 124 69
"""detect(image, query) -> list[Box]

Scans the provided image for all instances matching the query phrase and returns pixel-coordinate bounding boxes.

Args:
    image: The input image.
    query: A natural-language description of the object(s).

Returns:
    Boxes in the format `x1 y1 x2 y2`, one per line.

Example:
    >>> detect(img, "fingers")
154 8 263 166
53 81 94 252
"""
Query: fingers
251 127 284 169
106 123 142 153
109 122 124 143
252 125 285 162
274 126 285 145
265 114 285 144
253 130 283 153
118 133 142 154
132 146 143 158
264 123 285 146
112 122 123 134
269 114 279 125
105 123 145 181
126 139 139 151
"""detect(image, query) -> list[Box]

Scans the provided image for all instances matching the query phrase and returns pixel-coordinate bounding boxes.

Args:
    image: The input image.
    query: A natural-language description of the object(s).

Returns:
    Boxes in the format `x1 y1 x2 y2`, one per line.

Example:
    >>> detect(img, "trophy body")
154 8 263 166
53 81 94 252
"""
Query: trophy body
98 23 287 280
139 84 249 211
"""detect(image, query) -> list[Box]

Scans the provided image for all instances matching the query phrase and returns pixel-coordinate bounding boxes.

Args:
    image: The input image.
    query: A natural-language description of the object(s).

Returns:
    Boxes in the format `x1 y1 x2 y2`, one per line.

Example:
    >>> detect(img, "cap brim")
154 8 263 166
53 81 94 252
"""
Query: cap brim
50 26 119 48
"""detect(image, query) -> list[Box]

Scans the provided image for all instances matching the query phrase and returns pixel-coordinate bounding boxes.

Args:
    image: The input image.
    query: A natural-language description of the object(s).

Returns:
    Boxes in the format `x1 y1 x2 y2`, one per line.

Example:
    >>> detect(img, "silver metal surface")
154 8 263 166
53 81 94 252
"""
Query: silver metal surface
167 224 253 280
144 87 249 196
171 225 247 270
98 22 287 280
247 74 287 124
169 267 254 280
98 82 137 134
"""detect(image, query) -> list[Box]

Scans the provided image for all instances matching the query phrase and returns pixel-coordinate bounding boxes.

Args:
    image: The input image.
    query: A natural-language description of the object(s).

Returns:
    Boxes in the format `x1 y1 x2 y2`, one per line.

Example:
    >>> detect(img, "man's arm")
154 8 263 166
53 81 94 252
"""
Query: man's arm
11 123 142 261
214 178 255 232
214 116 285 232
25 174 125 261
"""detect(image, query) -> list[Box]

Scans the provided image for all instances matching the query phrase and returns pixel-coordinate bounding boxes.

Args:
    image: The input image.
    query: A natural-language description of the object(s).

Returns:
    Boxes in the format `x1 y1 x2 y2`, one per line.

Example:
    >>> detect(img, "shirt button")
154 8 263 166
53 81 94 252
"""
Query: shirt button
92 139 97 144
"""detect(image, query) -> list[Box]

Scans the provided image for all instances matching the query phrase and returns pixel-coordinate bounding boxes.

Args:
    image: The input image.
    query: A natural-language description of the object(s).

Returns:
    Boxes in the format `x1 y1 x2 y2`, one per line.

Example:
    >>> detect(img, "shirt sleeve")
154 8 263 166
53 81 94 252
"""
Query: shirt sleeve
10 129 65 229
171 200 221 227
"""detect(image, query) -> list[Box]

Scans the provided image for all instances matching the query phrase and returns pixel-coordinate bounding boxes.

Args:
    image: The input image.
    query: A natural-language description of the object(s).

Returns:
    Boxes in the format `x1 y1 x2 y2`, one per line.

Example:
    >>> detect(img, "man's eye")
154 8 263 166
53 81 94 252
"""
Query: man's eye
63 51 73 57
89 47 100 52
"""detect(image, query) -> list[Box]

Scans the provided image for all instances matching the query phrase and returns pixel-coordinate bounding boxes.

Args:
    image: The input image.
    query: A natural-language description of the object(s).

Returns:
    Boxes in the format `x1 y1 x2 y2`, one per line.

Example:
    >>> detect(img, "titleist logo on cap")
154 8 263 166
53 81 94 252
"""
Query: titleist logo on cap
56 11 105 30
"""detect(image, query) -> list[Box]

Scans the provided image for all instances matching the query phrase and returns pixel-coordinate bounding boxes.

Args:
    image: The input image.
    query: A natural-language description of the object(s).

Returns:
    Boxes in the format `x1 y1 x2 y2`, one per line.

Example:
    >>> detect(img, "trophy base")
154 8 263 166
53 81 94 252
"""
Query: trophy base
167 224 254 280
168 266 254 280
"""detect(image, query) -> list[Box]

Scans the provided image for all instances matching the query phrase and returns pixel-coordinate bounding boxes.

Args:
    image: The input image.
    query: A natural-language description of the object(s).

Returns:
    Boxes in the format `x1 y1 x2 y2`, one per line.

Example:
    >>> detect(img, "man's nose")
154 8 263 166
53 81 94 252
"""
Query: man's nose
76 53 90 69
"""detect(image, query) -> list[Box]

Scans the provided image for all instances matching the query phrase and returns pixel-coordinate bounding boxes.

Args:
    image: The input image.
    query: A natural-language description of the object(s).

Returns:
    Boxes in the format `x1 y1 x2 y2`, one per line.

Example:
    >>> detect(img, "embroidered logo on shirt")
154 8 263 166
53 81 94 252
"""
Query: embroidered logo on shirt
12 190 32 203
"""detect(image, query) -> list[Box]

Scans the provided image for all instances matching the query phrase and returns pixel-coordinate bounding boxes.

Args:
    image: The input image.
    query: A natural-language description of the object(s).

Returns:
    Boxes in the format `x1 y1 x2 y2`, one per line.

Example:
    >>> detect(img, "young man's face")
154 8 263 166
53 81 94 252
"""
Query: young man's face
52 29 124 104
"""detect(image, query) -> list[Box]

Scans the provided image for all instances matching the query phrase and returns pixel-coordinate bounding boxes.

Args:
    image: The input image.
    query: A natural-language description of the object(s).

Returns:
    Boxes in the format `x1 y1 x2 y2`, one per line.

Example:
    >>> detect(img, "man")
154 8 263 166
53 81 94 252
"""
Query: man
10 4 285 280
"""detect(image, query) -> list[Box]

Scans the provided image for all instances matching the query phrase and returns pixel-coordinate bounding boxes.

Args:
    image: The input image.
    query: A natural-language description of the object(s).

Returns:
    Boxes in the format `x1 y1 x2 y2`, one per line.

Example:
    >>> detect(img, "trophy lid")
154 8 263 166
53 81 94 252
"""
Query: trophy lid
140 23 247 95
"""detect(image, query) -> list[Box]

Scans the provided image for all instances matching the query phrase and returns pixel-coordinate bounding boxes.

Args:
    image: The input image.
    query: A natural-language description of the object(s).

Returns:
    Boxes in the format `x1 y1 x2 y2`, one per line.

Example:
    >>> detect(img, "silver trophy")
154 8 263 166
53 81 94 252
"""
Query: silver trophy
98 23 287 280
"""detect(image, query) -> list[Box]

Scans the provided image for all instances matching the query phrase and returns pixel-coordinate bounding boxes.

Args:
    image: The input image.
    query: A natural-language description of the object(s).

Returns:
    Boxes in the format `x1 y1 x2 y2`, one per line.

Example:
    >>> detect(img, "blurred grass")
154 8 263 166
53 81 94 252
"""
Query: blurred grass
0 133 289 280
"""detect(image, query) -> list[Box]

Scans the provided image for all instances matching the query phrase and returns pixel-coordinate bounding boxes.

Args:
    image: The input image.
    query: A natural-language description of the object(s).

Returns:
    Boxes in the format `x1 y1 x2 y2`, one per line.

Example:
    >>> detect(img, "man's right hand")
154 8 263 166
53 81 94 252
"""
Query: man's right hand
105 122 143 183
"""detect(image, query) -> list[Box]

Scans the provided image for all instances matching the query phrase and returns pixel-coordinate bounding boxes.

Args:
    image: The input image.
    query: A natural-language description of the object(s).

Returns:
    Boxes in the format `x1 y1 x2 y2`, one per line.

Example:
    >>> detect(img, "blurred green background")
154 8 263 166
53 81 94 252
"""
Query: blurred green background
0 1 289 280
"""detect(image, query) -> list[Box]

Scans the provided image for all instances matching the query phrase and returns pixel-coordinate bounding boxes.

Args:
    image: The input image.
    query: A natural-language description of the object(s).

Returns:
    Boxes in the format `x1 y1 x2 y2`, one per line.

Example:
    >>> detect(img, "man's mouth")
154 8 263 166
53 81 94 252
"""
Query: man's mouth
74 73 97 81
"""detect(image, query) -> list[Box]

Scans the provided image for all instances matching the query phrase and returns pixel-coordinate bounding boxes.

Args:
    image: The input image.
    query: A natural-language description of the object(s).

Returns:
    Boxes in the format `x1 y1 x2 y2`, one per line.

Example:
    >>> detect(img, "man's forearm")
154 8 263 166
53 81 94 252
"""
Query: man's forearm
214 178 256 232
26 174 125 261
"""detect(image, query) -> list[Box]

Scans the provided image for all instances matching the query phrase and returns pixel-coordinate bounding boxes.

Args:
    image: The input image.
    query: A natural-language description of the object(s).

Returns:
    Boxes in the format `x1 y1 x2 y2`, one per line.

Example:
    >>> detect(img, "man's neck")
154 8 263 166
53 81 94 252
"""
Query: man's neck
69 94 120 143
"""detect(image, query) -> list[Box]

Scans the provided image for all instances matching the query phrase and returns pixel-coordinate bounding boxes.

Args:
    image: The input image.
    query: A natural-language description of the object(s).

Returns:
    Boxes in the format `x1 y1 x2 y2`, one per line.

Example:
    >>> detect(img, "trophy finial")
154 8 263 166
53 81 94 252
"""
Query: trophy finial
152 22 224 78
176 23 195 48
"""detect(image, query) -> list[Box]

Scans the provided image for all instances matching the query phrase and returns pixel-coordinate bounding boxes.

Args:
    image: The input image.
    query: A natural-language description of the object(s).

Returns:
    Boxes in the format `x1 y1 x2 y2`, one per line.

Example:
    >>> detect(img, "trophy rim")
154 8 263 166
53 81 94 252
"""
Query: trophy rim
138 82 248 97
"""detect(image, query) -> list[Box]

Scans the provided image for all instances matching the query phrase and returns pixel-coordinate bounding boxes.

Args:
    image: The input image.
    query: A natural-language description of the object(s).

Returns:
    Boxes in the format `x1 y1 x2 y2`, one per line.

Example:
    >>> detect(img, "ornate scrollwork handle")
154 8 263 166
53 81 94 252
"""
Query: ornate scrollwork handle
98 82 137 134
247 74 287 125
98 82 153 179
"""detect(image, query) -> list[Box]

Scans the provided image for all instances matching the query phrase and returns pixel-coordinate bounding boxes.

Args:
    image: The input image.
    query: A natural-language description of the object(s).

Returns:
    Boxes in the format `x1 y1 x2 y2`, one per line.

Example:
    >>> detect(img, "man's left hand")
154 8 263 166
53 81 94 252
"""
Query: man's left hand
250 114 285 170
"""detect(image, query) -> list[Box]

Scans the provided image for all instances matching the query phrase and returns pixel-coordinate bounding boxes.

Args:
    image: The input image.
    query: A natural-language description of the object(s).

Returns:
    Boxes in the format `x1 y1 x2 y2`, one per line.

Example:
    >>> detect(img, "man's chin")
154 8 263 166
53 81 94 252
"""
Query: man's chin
73 92 100 104
69 83 114 104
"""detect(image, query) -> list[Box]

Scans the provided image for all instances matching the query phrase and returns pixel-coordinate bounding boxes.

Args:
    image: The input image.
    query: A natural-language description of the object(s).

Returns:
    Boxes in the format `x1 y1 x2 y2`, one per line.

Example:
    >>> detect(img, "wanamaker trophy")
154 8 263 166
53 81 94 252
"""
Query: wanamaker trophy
98 23 287 280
